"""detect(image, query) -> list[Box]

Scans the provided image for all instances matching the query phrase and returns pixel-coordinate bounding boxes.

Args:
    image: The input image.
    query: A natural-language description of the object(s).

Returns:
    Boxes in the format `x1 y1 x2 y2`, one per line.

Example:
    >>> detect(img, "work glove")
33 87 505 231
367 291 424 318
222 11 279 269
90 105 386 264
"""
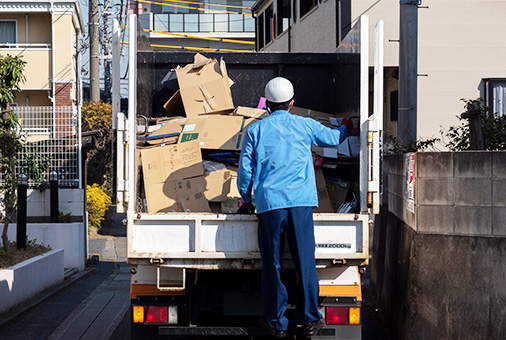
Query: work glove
341 118 353 134
236 203 255 214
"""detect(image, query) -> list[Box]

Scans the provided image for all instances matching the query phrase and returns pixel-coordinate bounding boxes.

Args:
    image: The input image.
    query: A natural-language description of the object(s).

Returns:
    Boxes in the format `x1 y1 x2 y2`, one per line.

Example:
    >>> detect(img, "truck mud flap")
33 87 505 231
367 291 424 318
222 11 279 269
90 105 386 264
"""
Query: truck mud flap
159 326 335 337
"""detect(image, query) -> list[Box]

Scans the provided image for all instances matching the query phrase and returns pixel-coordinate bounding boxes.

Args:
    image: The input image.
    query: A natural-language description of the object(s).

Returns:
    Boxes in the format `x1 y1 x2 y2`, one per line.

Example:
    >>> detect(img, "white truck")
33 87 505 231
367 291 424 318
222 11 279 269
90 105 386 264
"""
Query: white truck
112 15 383 340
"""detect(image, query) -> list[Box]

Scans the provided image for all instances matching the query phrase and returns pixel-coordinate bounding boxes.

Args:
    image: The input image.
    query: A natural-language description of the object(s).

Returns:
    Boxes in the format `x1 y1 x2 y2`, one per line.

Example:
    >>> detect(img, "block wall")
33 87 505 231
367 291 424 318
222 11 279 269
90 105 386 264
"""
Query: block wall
373 151 506 340
384 151 506 237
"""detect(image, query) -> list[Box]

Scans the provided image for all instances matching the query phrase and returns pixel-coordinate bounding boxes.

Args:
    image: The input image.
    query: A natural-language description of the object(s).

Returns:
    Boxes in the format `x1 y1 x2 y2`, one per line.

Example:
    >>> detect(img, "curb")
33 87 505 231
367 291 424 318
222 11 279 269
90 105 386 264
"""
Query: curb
0 267 96 328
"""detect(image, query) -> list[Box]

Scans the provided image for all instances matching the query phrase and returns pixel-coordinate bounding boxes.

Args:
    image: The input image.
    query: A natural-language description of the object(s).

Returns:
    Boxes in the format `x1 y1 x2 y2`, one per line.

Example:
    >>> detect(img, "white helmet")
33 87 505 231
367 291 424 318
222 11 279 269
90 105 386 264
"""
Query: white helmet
265 77 294 103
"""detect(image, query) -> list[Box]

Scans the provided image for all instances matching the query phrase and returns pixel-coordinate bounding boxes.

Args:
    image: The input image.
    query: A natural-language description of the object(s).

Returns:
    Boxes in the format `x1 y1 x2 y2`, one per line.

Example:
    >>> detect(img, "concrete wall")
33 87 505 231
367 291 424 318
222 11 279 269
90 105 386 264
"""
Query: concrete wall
0 249 64 314
26 188 84 221
373 151 506 340
1 222 86 271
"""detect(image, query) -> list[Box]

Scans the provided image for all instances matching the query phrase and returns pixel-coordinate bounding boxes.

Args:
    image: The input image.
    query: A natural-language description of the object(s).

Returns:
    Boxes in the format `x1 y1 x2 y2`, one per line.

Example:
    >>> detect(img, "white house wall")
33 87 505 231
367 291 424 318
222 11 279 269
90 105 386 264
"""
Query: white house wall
417 0 506 143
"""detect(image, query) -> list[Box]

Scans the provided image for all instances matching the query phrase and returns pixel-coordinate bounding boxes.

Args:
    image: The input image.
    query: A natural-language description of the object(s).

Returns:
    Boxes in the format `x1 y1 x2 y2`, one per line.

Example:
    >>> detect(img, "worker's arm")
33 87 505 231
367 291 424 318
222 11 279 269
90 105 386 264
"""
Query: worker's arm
237 130 256 204
310 119 347 147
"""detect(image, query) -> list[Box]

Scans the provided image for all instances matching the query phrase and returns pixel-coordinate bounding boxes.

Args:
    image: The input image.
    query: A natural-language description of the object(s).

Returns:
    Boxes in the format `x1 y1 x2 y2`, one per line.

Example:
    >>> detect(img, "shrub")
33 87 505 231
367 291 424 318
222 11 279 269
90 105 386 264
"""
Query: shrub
86 184 111 229
82 101 112 189
441 98 506 151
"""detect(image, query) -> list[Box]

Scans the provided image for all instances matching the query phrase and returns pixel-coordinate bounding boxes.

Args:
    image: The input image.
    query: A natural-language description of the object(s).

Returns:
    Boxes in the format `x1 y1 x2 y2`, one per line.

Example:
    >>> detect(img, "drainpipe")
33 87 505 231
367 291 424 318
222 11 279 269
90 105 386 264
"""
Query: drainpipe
51 1 56 137
25 14 28 44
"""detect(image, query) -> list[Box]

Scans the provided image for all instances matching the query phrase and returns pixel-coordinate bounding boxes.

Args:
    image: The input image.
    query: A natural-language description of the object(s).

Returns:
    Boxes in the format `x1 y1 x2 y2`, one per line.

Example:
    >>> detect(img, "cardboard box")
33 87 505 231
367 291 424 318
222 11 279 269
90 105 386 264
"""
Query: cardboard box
141 139 203 184
179 115 246 150
221 197 255 214
314 167 333 213
234 106 268 119
180 191 211 212
172 53 235 117
291 106 334 127
205 169 232 202
312 144 339 159
145 176 207 213
144 118 186 146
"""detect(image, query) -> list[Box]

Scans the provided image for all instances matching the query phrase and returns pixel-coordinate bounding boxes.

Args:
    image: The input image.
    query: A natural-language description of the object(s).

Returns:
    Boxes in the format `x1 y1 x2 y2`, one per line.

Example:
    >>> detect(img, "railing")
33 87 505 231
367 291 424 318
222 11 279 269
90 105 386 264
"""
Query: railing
149 13 255 33
0 43 51 49
0 106 81 188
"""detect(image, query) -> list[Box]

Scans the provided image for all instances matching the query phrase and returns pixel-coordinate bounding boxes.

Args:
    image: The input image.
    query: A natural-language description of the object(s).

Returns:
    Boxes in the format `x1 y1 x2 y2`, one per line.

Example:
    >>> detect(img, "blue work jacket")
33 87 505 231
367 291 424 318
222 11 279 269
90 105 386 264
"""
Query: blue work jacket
237 110 347 214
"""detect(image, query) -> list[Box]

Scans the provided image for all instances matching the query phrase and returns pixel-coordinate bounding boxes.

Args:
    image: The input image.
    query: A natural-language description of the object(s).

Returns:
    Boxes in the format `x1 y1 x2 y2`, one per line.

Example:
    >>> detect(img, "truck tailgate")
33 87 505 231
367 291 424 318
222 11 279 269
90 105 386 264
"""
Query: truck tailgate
127 212 368 268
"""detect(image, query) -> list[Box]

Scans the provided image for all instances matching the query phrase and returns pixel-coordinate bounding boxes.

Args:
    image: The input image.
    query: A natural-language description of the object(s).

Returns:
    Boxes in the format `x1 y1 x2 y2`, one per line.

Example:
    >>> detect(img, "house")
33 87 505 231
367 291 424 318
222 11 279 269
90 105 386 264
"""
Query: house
130 0 256 52
0 0 86 270
0 0 84 186
251 0 506 146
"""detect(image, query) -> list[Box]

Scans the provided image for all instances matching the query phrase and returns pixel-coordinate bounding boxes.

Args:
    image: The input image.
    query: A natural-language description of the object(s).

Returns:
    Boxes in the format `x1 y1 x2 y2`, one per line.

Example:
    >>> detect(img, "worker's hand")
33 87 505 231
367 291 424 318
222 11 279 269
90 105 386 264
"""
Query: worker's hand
341 118 353 134
236 203 255 214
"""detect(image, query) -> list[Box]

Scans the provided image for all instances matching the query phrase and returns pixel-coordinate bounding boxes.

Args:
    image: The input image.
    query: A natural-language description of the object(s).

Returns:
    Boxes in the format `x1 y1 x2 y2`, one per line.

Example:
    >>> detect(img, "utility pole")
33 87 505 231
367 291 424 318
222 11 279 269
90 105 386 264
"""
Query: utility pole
398 0 419 147
103 11 112 102
89 0 100 102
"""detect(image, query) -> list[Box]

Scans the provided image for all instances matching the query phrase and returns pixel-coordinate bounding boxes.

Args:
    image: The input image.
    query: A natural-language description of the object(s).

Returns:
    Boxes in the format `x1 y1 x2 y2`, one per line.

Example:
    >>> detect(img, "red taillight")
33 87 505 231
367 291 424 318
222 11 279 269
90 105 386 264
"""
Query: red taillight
145 306 168 324
326 307 349 325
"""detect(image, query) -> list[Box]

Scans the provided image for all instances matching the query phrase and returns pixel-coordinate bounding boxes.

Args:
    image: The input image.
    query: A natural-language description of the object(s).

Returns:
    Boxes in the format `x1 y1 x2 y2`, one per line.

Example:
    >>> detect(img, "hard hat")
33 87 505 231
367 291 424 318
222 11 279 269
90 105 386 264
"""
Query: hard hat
265 77 294 103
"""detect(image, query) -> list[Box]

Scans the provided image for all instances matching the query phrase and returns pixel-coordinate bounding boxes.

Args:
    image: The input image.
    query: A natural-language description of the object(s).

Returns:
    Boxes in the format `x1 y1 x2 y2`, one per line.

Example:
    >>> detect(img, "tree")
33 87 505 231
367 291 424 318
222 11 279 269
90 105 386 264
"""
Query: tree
0 55 26 252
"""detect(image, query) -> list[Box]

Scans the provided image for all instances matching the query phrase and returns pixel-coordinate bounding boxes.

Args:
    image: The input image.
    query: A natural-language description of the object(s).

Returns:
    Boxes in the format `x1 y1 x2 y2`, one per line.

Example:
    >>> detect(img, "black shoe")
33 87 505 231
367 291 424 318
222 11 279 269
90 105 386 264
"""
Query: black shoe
259 316 286 338
303 318 325 337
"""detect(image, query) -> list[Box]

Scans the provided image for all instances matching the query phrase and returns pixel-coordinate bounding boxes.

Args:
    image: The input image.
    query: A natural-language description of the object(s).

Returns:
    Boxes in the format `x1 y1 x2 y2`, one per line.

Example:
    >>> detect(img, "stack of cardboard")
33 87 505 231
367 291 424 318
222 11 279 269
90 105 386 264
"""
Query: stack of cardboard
138 53 359 214
138 54 264 213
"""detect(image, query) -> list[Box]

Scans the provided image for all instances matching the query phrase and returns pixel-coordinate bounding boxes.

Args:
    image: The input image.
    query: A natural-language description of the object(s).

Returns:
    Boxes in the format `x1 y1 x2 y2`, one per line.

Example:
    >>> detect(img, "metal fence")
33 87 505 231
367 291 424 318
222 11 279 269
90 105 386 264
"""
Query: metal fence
0 106 82 188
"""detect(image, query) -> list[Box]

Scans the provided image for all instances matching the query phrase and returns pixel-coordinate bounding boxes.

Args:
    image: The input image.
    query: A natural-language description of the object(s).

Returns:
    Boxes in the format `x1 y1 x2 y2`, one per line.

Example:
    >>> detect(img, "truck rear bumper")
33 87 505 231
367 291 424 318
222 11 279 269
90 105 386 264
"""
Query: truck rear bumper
157 325 360 338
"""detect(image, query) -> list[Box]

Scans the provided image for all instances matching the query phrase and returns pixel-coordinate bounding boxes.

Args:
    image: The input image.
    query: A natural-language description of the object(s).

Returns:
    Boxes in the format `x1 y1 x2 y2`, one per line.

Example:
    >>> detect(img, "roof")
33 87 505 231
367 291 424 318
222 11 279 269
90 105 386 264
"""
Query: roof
251 0 268 13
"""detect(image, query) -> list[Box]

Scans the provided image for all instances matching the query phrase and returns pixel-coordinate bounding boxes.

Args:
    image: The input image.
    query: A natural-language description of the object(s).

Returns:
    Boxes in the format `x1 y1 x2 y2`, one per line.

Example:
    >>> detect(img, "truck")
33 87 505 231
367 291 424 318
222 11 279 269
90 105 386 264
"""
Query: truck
112 14 384 340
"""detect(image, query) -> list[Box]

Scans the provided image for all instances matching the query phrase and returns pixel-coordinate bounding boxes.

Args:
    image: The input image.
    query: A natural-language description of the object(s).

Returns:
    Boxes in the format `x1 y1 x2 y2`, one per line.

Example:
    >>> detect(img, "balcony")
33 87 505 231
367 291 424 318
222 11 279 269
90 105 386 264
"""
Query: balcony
0 44 51 89
0 106 82 188
142 13 255 34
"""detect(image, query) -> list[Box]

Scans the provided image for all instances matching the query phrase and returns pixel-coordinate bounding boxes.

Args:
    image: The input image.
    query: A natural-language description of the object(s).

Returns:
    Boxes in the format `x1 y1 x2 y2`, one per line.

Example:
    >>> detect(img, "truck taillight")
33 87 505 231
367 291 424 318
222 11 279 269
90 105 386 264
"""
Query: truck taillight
325 307 360 325
326 307 348 325
133 305 144 323
145 306 168 324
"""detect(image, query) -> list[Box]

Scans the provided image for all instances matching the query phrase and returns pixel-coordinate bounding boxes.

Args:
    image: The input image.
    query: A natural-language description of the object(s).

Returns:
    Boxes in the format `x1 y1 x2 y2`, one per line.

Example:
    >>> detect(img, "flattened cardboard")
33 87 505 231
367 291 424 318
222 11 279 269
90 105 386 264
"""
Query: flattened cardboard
163 90 184 116
141 139 203 184
180 191 211 212
145 176 206 213
314 167 333 213
176 54 234 116
234 106 268 119
144 118 185 145
291 106 334 127
312 144 339 159
205 169 231 202
179 115 245 150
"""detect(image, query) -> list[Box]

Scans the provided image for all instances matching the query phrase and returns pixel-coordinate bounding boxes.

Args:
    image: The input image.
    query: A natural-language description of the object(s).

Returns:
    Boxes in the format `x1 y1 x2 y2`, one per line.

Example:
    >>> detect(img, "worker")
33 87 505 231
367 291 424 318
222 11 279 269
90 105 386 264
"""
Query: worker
237 77 348 338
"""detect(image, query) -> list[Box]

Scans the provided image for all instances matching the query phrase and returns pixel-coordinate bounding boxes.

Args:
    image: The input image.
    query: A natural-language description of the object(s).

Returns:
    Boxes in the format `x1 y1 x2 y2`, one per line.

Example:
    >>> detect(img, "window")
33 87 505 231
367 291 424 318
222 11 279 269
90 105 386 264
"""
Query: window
277 0 290 36
258 12 265 50
264 4 274 45
485 79 506 117
0 20 17 44
299 0 317 18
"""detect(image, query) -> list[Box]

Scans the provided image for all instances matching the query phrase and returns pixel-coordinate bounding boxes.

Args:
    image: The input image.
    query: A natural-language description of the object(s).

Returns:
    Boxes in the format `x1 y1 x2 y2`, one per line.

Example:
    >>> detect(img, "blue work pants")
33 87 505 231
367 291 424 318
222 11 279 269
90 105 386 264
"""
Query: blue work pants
257 207 322 331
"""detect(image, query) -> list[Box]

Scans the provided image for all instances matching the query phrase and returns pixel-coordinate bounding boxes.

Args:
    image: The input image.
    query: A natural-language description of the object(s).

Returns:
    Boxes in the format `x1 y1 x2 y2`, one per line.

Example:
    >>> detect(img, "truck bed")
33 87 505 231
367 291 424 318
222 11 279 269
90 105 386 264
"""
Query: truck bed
127 212 368 269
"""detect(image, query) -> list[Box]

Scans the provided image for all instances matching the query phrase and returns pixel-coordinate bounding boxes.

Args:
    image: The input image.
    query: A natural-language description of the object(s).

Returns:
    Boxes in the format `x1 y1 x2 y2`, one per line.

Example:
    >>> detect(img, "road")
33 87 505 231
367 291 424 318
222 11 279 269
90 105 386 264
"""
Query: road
0 226 391 340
